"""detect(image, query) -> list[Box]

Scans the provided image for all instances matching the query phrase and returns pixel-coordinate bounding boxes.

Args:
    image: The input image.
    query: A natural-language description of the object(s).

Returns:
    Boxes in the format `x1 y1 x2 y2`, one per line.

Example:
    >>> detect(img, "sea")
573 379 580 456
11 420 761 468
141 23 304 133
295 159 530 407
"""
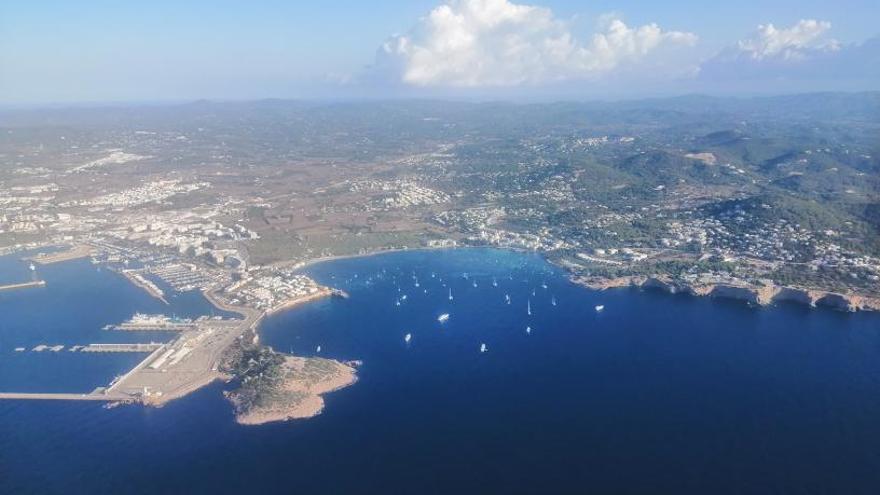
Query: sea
2 248 880 494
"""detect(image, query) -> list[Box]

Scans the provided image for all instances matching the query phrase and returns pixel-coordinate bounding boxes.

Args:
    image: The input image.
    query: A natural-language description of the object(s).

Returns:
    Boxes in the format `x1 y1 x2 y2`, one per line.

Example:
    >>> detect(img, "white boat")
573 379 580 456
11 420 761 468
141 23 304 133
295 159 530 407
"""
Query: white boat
541 281 548 289
401 294 407 301
395 300 401 307
527 299 532 316
316 345 322 353
448 288 453 301
551 296 557 306
492 278 498 287
404 333 412 343
480 343 488 353
438 313 450 323
595 305 604 312
505 294 511 304
473 280 477 288
526 326 531 334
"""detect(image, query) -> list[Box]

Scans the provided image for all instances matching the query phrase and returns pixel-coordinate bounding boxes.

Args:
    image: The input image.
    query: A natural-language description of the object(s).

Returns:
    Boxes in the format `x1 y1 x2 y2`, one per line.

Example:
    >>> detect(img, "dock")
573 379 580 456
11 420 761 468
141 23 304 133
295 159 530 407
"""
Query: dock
0 280 47 292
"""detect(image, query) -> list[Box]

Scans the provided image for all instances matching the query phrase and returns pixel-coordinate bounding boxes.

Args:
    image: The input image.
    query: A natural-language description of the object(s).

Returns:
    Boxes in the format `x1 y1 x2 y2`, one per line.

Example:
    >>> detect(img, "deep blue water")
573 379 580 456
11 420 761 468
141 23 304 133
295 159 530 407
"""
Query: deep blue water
2 248 880 494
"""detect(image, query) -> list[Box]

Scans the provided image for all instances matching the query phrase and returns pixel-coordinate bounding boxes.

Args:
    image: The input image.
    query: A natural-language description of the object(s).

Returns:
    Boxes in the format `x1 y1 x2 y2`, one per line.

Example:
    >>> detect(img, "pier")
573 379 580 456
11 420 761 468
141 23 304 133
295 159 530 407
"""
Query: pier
0 392 129 401
80 343 163 353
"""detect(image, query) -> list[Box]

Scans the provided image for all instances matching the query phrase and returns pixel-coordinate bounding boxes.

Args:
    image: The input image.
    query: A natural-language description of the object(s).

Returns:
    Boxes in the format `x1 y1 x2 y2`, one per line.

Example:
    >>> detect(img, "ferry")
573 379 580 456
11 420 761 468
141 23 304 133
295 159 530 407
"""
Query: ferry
437 313 450 323
595 305 605 312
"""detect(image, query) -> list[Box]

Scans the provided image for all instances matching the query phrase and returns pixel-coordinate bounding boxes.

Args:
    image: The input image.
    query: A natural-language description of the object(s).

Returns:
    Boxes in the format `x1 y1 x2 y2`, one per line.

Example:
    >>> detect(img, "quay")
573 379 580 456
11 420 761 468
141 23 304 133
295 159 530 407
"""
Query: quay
27 245 93 265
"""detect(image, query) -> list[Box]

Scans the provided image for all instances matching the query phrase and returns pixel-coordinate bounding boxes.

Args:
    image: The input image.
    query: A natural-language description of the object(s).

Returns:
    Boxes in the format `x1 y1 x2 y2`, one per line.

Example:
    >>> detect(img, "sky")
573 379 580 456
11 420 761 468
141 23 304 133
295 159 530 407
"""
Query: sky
1 0 878 104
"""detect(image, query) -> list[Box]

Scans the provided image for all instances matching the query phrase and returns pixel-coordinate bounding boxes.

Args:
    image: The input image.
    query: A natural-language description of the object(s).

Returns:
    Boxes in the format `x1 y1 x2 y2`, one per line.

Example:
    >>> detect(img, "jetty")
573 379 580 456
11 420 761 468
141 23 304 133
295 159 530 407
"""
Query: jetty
0 280 46 292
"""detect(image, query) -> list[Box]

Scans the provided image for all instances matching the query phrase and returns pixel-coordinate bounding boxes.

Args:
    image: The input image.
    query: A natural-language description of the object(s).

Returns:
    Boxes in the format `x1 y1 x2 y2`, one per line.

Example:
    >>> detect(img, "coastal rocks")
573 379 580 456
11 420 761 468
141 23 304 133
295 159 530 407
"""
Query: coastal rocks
573 275 878 313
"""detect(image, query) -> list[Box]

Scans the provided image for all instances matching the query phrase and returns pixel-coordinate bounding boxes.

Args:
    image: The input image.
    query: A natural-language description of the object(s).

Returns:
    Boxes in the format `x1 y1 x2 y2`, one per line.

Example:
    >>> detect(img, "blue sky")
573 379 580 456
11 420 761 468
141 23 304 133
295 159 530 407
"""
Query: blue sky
1 0 878 103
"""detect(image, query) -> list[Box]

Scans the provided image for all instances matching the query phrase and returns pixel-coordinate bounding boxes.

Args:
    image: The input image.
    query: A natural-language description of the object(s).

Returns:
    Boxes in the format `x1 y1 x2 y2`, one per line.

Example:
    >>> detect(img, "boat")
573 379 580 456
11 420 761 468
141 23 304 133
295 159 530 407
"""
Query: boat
473 280 477 288
492 277 498 287
541 281 548 289
395 300 401 307
595 305 604 312
401 294 407 301
448 288 453 301
527 299 531 316
404 333 412 343
438 313 450 323
526 326 531 334
480 343 488 353
505 294 511 304
316 345 322 353
551 296 557 306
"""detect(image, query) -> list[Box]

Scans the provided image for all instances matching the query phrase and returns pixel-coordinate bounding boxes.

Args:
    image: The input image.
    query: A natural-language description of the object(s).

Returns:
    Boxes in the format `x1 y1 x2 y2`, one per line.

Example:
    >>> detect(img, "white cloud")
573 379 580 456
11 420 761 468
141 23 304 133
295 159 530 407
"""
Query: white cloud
736 19 839 61
376 0 697 87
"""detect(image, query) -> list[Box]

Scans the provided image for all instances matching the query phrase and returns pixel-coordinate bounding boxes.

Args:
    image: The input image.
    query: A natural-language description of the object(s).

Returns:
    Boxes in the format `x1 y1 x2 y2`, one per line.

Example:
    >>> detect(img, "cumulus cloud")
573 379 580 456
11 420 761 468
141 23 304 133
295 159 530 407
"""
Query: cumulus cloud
374 0 697 87
697 20 878 93
736 19 839 61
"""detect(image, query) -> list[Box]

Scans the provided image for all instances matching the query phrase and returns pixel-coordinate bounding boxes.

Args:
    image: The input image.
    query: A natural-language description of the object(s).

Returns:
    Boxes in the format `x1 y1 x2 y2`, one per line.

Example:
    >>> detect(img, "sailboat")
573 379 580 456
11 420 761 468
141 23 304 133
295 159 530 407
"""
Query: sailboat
527 299 532 316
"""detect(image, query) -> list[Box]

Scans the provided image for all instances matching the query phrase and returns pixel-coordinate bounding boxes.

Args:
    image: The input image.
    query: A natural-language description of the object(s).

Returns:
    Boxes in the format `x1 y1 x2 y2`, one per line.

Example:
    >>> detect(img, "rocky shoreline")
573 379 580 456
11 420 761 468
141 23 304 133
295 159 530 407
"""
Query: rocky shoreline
573 275 880 313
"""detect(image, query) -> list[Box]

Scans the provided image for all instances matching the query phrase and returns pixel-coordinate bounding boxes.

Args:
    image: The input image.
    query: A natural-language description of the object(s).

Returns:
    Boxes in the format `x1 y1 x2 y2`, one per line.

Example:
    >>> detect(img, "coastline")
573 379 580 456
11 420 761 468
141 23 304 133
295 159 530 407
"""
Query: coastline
572 274 880 313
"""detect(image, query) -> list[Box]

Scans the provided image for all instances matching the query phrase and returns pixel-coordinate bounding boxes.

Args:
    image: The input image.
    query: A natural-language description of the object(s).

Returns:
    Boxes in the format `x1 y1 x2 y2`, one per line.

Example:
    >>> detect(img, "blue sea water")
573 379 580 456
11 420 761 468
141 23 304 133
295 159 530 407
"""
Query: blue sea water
2 248 880 494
